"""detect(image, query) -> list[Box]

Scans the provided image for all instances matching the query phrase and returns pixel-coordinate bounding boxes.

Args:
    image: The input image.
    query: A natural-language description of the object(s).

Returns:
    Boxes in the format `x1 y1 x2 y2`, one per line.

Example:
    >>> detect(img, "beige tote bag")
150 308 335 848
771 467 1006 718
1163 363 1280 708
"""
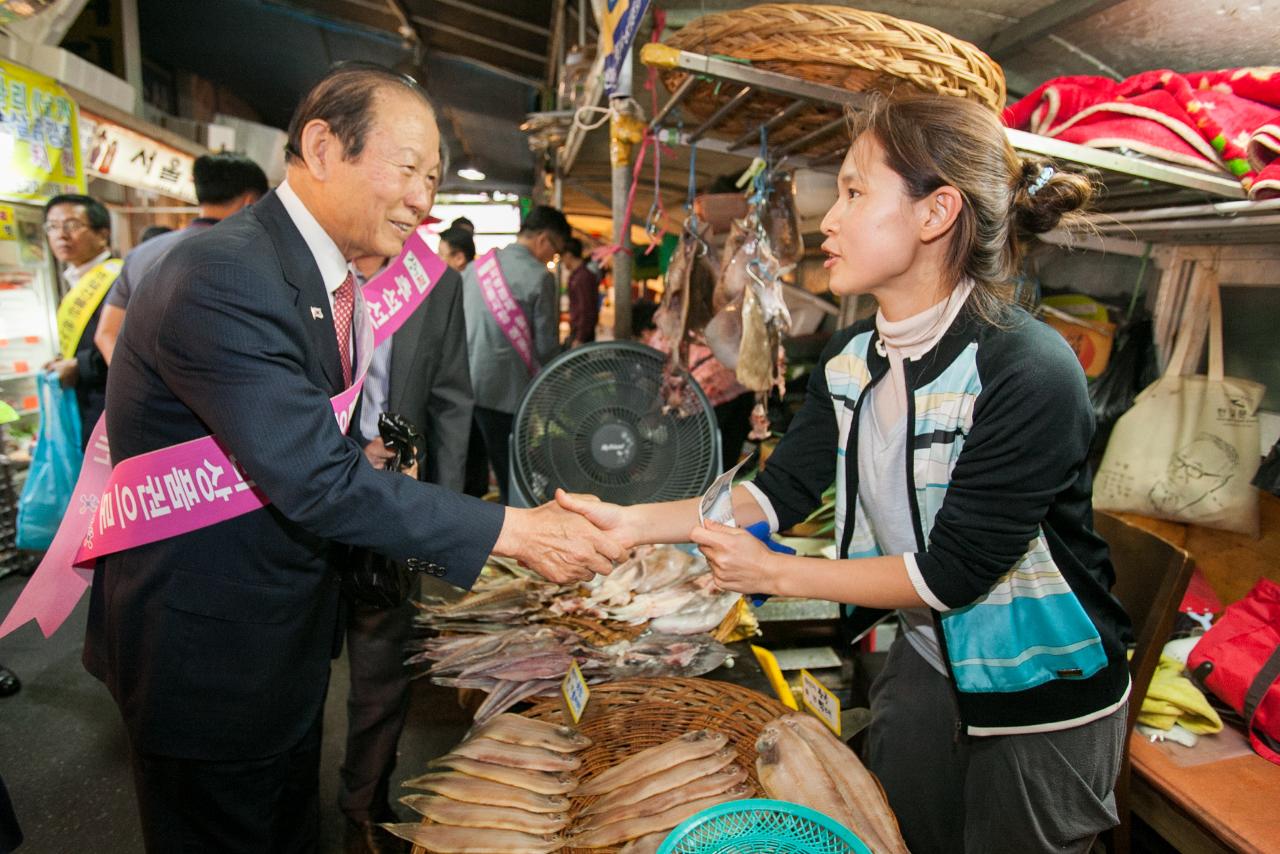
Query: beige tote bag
1093 266 1264 536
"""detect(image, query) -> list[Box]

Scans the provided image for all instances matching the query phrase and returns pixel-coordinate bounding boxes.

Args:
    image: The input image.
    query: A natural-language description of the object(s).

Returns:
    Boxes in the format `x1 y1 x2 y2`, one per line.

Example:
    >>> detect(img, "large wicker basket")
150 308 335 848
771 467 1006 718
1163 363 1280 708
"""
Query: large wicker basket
658 3 1005 152
410 677 791 854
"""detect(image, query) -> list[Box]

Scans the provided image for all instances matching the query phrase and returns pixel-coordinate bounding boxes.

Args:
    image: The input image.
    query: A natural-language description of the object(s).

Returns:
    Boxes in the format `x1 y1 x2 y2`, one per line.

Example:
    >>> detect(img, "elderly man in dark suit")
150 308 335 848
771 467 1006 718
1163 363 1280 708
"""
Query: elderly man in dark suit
85 63 623 854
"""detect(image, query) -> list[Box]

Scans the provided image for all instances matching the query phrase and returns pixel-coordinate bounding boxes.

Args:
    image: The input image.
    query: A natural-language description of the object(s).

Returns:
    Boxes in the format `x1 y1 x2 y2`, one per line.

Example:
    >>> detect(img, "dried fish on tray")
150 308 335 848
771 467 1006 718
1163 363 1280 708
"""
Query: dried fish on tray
569 730 754 849
380 822 564 853
392 711 590 852
756 713 909 854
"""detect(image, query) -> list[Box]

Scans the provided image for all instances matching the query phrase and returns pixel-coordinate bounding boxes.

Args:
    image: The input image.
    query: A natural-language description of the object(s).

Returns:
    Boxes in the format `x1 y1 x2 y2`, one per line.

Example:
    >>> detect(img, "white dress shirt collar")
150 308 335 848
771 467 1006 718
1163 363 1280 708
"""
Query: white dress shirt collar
276 179 351 298
62 248 112 288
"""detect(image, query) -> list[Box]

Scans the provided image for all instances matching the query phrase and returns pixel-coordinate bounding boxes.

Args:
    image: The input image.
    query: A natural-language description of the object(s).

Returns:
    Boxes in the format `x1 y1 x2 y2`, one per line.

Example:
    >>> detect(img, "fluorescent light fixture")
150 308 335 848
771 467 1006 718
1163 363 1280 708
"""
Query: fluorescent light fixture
457 167 486 182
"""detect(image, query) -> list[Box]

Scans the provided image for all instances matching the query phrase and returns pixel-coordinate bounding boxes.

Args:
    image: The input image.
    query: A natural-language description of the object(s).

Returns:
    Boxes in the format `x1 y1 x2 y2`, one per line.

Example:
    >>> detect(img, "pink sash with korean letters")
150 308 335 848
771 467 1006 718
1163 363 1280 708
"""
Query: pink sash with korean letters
474 248 538 376
0 226 445 639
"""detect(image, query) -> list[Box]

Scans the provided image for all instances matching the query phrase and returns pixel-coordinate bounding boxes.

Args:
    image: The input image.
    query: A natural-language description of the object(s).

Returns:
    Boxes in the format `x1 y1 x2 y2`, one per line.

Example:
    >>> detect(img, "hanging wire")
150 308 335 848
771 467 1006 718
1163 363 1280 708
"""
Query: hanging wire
686 140 699 211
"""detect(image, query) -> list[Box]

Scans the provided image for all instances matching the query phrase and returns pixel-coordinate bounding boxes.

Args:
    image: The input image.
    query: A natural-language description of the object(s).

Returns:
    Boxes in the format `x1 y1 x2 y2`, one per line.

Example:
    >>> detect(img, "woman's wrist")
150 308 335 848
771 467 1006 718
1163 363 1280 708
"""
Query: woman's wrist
765 553 803 598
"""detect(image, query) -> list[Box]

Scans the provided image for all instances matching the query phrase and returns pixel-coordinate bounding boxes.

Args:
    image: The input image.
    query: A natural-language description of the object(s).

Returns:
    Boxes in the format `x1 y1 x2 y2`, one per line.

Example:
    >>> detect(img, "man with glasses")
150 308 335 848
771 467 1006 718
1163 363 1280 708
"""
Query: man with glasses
42 194 117 450
462 204 571 503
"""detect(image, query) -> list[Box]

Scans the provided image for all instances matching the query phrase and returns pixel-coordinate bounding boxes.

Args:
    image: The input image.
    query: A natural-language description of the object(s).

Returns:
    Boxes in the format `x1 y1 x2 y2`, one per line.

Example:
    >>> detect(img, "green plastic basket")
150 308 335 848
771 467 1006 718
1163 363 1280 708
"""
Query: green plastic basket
657 798 873 854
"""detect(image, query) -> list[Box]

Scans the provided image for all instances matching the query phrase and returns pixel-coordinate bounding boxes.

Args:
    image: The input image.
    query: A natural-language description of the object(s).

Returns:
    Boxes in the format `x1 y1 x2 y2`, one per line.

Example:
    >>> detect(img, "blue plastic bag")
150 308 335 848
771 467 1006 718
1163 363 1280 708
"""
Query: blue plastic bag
15 372 83 550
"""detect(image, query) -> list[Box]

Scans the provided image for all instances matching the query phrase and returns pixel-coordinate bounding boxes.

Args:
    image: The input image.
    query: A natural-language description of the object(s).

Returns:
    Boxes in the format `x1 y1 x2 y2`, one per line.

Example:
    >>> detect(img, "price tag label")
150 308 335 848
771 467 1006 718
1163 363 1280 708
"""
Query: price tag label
800 668 841 736
561 660 590 724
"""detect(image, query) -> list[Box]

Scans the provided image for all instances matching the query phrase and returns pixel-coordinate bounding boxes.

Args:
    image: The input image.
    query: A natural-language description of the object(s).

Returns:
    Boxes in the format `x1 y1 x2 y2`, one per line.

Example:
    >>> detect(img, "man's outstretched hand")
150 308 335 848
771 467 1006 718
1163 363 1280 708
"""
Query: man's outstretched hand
492 498 627 584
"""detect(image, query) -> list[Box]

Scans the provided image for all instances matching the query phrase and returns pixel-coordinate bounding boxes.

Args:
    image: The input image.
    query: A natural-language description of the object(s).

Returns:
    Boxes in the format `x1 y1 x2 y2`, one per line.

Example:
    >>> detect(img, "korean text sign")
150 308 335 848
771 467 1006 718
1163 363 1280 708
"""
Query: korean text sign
0 58 85 203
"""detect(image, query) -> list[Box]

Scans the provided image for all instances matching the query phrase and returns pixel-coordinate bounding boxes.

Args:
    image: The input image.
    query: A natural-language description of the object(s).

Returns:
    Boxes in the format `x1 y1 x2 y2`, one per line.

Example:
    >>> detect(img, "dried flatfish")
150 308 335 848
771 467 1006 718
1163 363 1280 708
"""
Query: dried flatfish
781 713 910 854
399 773 570 813
429 755 578 795
398 794 569 835
470 713 591 754
577 763 747 831
619 831 668 854
580 747 736 817
569 784 751 848
577 730 728 797
380 822 563 853
755 719 849 827
433 736 582 773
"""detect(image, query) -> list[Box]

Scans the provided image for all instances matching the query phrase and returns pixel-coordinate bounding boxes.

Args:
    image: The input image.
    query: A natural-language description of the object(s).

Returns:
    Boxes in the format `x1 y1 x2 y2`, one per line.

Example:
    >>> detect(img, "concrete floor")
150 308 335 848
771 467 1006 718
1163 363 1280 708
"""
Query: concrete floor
0 573 469 854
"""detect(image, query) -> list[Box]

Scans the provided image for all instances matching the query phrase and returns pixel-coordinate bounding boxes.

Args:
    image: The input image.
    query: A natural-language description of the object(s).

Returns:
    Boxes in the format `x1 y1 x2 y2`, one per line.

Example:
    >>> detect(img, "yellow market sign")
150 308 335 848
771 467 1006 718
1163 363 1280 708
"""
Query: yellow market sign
0 58 85 203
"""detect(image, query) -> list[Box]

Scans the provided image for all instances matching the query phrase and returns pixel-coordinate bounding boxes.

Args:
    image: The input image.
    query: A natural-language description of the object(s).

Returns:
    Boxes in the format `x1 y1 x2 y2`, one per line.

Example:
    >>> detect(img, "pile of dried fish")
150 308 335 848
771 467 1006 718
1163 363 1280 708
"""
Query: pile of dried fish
383 714 591 852
415 575 558 633
550 546 741 635
418 547 740 639
756 713 910 854
411 623 731 724
569 730 753 850
409 547 744 721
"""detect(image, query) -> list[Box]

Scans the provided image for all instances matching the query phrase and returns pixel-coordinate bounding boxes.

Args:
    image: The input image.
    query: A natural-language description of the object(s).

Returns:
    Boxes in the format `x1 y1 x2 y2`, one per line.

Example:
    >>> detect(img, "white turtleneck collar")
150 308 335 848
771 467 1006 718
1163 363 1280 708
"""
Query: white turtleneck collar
875 278 975 361
870 279 975 433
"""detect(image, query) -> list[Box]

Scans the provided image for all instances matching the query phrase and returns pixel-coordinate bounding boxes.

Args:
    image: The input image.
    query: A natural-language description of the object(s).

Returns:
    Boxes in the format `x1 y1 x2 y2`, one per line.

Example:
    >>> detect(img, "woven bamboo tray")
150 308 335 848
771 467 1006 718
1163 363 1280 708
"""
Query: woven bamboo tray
660 3 1005 149
410 677 790 854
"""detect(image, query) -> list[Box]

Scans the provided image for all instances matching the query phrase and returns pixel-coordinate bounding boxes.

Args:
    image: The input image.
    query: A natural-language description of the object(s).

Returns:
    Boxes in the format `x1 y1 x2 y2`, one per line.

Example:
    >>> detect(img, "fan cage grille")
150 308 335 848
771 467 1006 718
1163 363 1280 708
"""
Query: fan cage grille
511 342 720 506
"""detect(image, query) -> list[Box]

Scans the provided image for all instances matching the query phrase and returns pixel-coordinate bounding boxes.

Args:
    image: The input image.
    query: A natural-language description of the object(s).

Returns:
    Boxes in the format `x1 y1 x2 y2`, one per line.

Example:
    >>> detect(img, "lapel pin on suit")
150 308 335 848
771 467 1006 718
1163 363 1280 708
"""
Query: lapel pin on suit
311 306 325 320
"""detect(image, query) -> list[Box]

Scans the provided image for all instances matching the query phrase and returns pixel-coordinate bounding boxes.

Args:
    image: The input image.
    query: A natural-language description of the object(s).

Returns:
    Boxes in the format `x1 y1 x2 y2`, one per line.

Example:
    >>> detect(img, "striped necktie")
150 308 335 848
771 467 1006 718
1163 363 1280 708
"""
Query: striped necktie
333 272 354 387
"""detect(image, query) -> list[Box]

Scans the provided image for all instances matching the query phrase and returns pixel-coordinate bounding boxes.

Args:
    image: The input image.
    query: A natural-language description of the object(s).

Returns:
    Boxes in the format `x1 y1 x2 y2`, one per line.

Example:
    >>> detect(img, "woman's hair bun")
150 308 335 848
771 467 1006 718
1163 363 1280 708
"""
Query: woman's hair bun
1013 156 1096 235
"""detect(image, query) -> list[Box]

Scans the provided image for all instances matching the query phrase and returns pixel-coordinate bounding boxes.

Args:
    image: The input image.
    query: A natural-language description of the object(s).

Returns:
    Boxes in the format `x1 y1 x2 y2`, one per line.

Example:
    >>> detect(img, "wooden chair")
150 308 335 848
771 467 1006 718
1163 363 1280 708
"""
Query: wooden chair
1093 510 1195 854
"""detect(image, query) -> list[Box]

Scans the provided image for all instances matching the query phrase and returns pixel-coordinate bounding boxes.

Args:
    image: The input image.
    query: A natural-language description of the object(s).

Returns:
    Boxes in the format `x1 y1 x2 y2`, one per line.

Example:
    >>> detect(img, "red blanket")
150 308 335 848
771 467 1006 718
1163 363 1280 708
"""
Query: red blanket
1004 68 1280 199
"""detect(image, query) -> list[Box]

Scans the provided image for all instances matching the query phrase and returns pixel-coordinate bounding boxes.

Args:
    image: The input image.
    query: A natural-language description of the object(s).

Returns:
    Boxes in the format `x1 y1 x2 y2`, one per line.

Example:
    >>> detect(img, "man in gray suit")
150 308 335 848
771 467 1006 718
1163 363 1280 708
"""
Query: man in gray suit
463 206 569 504
339 247 473 853
88 63 622 853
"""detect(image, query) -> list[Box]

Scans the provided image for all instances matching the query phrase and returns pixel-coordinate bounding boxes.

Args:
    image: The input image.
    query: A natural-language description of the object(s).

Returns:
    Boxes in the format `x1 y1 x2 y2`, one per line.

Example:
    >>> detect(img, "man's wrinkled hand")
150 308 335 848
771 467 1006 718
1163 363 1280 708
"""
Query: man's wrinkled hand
46 358 78 388
363 437 395 470
493 500 626 585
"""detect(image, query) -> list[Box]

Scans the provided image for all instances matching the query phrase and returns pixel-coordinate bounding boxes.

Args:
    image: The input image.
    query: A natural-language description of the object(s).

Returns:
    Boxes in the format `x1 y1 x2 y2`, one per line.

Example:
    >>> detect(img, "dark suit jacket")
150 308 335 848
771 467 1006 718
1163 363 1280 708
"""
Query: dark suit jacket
72 291 108 446
352 267 473 492
84 191 504 761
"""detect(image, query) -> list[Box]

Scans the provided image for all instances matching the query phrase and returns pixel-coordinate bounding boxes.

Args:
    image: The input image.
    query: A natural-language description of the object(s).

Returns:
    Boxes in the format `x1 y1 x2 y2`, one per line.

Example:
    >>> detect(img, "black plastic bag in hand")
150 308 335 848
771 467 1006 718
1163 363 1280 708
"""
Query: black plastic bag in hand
1089 316 1159 456
340 412 428 609
1254 438 1280 498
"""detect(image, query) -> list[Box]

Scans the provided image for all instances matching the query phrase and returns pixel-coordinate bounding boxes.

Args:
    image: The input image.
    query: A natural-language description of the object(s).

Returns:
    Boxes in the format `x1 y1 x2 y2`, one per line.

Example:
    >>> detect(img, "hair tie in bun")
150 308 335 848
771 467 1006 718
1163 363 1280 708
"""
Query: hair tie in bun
1028 165 1055 196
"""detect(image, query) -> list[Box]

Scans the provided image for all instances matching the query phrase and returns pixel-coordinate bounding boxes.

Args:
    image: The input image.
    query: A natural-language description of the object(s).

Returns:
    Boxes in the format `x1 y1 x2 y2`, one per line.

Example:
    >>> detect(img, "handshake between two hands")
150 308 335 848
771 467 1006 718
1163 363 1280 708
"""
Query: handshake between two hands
493 489 777 594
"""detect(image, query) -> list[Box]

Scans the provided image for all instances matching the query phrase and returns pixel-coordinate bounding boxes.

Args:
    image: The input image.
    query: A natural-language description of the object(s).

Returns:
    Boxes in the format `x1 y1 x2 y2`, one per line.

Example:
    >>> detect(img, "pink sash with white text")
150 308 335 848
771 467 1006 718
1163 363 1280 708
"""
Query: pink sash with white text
0 227 445 639
475 248 538 376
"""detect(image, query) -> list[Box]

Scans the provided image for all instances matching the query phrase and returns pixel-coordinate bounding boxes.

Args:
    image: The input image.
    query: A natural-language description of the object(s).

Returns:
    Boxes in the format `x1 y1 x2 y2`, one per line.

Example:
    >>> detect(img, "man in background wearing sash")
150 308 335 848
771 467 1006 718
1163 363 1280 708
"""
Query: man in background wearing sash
462 205 570 503
339 237 474 852
42 194 118 450
85 64 623 853
93 152 269 364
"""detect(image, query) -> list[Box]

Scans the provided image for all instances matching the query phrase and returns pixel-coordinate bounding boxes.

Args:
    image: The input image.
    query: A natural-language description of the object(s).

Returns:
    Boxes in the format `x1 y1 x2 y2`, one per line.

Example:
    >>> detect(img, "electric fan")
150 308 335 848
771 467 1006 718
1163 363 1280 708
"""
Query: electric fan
509 341 721 507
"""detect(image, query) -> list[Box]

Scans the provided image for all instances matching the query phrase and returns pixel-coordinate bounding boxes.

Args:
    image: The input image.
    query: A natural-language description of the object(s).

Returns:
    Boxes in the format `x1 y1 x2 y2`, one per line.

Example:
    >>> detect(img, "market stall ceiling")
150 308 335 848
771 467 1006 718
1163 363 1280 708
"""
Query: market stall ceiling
653 0 1279 97
553 0 1280 240
137 0 549 193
